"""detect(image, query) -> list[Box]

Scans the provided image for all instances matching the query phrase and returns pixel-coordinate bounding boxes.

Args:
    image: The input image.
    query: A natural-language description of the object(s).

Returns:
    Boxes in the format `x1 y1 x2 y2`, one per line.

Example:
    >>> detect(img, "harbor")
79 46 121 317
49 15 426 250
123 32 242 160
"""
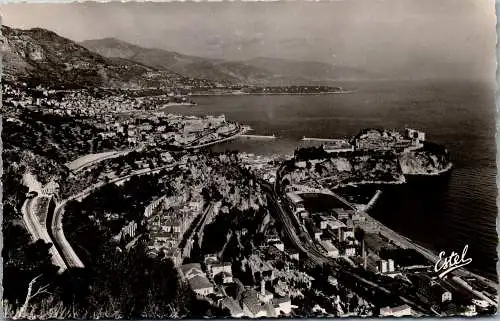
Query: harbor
240 134 277 139
302 136 350 142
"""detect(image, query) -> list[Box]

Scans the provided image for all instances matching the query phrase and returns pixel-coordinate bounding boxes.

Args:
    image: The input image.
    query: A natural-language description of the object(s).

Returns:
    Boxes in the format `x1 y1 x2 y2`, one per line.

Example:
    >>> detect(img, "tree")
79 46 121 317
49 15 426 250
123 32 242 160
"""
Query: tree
15 275 51 319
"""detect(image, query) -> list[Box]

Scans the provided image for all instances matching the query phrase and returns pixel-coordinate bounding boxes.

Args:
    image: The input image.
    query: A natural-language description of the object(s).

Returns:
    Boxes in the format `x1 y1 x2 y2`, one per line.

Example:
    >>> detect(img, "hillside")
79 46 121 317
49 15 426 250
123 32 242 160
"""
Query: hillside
81 38 377 85
81 38 277 85
243 57 378 83
1 26 182 88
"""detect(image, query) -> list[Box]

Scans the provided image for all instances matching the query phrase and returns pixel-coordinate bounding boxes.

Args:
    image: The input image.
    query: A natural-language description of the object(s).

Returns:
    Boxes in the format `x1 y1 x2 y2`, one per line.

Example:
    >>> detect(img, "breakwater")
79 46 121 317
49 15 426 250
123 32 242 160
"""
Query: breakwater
302 137 350 142
240 134 277 139
365 190 383 212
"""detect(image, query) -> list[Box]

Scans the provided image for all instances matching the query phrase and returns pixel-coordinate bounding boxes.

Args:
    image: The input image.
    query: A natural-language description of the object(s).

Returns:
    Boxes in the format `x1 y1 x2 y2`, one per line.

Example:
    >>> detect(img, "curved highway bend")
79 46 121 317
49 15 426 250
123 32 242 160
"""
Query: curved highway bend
27 147 497 310
49 163 178 270
22 196 68 272
67 150 133 174
48 132 244 270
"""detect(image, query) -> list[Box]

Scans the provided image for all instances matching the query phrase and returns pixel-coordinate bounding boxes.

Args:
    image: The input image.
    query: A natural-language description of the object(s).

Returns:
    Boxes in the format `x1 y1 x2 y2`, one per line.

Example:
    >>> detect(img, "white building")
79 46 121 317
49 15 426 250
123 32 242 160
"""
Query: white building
378 260 389 273
257 280 274 303
273 296 292 316
388 259 395 272
344 247 356 257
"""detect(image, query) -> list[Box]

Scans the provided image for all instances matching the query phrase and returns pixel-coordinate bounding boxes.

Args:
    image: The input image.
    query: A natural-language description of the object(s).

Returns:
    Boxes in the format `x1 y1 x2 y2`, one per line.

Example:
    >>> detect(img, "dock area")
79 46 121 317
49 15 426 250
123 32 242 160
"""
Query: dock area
302 137 349 143
365 190 383 212
240 134 277 139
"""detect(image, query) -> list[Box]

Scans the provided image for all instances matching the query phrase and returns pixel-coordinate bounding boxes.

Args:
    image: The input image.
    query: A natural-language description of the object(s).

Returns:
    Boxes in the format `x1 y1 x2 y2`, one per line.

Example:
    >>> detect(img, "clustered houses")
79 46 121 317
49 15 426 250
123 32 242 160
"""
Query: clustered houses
295 198 405 274
116 113 238 148
167 114 239 147
180 251 294 318
353 129 420 152
204 254 233 283
145 193 204 264
323 139 355 153
113 221 138 243
299 203 357 259
3 82 242 151
92 112 238 149
414 274 453 305
3 82 37 108
3 82 196 116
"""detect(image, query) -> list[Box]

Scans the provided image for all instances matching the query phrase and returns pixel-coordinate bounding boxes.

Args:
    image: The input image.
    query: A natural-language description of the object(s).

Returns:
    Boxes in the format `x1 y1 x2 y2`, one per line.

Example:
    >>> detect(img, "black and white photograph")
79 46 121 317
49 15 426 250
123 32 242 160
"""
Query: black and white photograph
1 0 498 318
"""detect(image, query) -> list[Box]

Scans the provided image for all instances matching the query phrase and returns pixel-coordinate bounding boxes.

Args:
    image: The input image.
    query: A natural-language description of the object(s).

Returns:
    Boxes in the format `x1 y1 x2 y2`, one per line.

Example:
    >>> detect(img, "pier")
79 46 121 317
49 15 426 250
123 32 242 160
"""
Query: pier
365 190 383 212
302 137 348 143
240 134 277 139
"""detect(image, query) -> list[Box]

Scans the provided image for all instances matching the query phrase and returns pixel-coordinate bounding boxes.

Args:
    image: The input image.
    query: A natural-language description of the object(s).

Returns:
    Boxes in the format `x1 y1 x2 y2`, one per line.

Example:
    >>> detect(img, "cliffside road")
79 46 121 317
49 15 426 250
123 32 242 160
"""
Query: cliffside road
22 196 68 273
50 163 178 270
51 200 86 269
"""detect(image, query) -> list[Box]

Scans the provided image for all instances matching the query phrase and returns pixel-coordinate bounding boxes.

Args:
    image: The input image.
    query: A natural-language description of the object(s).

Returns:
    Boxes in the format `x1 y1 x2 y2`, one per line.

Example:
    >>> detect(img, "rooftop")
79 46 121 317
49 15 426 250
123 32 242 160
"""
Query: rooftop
188 275 214 290
180 263 203 278
241 289 266 316
286 192 303 204
220 297 243 316
392 304 411 313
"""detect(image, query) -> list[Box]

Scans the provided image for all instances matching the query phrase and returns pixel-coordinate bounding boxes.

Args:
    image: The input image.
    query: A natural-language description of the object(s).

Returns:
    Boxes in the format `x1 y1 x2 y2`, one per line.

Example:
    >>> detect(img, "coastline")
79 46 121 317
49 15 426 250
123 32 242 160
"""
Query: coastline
183 126 250 150
191 91 354 97
363 189 497 286
161 102 197 107
342 178 406 187
401 162 454 177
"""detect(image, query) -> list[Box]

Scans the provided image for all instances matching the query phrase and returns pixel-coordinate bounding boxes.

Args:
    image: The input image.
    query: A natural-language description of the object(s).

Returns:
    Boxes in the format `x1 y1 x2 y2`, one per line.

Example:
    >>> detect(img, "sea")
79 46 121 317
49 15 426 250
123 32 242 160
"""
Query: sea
163 80 498 280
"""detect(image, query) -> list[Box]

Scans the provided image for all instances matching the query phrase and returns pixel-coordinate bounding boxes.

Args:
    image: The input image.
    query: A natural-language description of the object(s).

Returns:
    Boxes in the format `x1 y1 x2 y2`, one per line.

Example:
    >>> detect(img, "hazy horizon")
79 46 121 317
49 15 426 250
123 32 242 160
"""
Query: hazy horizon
1 0 496 82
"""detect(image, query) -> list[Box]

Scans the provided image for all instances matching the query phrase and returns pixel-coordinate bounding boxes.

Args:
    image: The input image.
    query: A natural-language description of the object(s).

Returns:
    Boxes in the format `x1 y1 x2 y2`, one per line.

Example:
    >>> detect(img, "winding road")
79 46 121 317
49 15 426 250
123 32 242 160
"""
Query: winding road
49 163 179 269
22 196 68 272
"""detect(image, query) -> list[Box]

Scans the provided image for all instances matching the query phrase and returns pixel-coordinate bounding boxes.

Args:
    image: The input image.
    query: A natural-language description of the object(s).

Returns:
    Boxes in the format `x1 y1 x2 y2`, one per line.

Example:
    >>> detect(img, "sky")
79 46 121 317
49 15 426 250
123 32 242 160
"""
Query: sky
0 0 496 81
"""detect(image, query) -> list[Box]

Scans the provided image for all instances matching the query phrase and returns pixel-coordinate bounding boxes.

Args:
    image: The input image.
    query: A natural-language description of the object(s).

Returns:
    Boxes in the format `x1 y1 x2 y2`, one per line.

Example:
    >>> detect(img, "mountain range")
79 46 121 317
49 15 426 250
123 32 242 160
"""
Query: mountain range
1 25 378 88
81 38 377 85
1 25 183 88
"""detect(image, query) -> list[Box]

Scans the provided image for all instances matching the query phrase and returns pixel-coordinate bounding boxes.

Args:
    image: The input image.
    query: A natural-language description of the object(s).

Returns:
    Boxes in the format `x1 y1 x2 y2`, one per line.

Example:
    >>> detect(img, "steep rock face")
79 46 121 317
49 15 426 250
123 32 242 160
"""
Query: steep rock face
399 150 451 175
1 26 179 88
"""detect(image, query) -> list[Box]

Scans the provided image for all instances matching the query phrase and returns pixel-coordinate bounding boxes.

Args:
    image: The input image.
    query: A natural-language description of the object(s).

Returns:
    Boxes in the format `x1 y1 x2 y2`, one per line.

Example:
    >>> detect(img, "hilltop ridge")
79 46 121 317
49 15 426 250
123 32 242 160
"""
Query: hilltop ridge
1 26 187 88
81 38 379 85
